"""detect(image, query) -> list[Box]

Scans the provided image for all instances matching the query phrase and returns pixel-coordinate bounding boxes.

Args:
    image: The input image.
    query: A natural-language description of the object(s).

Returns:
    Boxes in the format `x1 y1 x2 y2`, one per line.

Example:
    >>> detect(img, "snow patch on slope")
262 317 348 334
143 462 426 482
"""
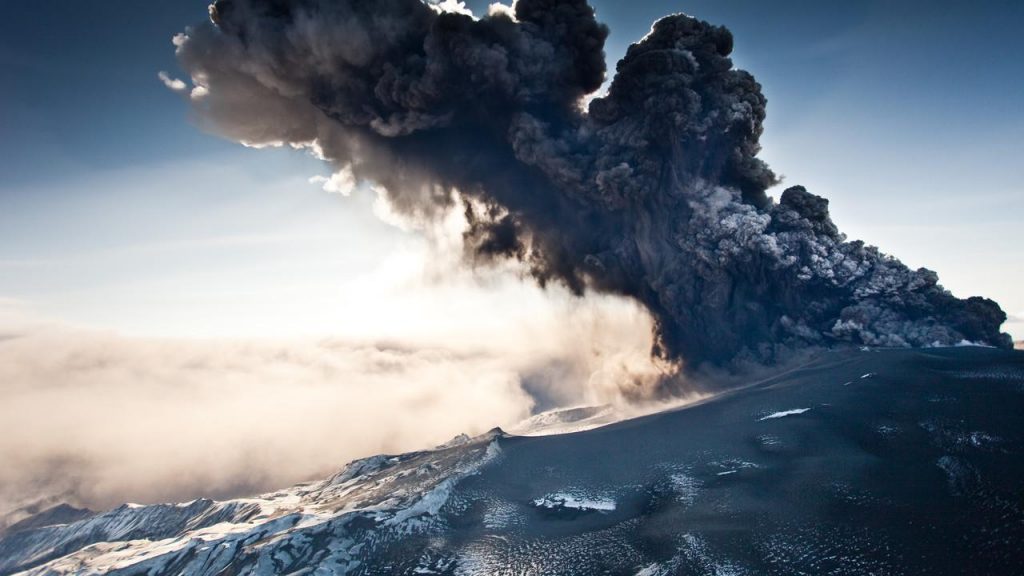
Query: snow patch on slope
759 408 811 421
533 492 617 512
509 405 618 436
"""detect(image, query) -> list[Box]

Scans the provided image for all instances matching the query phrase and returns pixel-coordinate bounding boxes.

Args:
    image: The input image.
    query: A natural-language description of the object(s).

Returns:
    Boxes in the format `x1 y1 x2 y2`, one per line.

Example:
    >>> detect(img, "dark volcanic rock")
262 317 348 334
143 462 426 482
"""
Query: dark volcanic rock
2 504 94 535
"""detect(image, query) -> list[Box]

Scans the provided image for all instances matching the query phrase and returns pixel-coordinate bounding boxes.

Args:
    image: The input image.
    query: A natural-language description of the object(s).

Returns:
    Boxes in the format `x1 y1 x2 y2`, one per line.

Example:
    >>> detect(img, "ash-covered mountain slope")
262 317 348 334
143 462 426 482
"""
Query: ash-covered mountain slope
3 347 1024 575
0 505 94 538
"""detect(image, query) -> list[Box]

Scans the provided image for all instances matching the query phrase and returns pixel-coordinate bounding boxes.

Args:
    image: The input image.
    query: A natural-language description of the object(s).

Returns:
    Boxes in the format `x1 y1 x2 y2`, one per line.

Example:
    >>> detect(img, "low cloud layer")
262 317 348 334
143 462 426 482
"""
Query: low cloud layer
0 290 672 518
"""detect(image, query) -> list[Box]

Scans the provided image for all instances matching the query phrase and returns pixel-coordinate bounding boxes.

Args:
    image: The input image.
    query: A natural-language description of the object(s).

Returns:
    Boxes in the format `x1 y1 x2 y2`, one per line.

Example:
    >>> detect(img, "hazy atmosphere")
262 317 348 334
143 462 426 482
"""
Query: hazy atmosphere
1 0 1021 522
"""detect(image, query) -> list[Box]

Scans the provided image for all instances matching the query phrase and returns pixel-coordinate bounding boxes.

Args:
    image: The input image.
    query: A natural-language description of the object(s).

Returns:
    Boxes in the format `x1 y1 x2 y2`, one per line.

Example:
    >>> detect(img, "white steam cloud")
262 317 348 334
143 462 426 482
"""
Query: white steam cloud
157 71 187 92
0 289 669 518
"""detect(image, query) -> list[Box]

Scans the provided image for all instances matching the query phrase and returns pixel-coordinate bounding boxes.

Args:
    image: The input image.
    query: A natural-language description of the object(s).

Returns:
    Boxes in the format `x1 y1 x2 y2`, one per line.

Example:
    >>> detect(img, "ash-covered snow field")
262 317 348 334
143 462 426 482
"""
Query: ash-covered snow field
3 346 1023 575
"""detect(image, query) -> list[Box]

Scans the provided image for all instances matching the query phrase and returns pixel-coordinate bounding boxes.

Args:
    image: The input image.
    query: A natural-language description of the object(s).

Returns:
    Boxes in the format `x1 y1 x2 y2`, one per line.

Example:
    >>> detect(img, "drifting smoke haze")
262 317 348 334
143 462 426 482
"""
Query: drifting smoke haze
168 0 1011 369
0 292 675 519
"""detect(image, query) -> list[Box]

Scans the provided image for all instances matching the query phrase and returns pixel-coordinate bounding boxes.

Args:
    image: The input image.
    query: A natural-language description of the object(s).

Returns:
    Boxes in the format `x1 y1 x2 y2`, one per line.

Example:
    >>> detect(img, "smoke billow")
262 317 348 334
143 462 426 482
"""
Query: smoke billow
172 0 1011 367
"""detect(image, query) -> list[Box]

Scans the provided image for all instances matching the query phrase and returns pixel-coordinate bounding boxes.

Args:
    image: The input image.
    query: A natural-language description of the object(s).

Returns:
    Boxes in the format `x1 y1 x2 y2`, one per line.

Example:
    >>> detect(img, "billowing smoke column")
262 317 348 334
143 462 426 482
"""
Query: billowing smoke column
174 0 1012 367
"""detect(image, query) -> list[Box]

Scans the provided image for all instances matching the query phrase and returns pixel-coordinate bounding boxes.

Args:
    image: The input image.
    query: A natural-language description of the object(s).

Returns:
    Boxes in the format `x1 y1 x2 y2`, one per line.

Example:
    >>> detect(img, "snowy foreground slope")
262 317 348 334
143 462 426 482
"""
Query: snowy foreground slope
3 347 1024 575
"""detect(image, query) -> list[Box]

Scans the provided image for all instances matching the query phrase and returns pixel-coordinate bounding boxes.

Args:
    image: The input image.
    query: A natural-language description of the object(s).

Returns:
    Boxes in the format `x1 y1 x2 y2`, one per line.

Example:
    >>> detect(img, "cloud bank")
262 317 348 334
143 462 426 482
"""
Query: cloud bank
168 0 1011 368
0 289 672 518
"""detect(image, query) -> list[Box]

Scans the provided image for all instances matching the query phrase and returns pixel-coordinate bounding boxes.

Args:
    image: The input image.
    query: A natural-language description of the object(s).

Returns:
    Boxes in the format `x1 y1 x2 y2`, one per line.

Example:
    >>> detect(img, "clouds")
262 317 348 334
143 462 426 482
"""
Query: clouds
0 234 679 517
0 286 670 516
0 212 680 517
169 0 1011 367
0 332 510 513
308 168 356 196
157 71 186 92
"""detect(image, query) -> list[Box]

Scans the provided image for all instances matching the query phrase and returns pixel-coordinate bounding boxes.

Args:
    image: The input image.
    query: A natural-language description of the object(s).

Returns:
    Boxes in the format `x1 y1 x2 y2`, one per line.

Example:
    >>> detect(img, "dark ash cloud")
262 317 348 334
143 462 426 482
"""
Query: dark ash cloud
172 0 1012 367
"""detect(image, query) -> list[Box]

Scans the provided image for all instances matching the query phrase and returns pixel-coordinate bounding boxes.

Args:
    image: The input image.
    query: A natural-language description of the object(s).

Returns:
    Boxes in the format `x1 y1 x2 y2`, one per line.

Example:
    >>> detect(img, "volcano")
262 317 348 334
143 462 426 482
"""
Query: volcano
3 346 1022 575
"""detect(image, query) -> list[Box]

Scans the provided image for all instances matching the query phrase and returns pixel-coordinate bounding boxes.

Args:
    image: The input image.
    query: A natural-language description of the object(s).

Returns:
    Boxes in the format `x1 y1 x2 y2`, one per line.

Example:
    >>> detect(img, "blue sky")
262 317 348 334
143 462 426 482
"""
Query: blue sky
1 0 1021 339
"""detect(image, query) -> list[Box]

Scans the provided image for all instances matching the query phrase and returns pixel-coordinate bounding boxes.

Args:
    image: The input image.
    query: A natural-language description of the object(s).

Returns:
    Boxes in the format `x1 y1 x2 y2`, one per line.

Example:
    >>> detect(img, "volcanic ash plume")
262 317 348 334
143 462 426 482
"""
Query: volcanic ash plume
172 0 1012 367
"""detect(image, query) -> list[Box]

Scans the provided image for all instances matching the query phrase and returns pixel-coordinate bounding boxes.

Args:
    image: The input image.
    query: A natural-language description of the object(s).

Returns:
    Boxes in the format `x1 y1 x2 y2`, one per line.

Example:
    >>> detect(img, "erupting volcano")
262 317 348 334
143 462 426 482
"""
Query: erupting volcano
2 2 1020 575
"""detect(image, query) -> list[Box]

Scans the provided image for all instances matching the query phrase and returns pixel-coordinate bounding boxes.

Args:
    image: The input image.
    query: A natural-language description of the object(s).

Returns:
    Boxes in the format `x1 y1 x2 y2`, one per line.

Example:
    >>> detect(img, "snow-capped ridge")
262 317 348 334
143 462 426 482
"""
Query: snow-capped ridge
0 431 504 575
